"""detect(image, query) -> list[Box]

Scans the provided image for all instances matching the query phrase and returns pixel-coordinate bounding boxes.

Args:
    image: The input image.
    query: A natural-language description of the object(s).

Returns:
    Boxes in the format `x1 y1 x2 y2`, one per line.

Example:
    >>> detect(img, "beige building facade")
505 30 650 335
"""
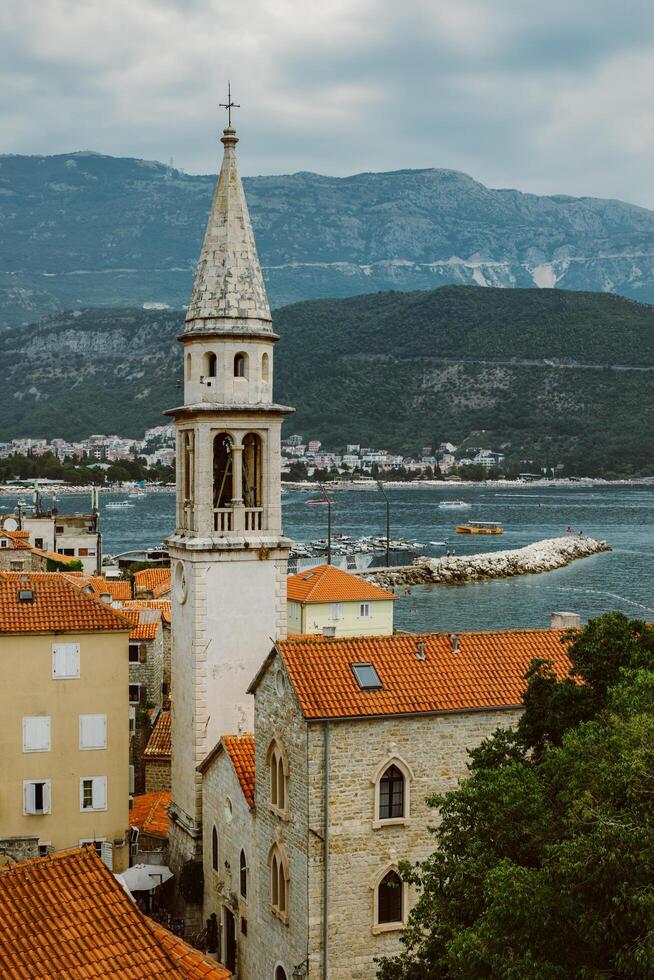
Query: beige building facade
0 574 131 871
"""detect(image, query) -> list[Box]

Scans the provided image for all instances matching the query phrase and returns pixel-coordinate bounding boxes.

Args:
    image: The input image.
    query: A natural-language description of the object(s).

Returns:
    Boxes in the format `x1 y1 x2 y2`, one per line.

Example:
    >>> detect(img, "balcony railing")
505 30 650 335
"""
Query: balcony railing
244 507 263 531
214 508 233 533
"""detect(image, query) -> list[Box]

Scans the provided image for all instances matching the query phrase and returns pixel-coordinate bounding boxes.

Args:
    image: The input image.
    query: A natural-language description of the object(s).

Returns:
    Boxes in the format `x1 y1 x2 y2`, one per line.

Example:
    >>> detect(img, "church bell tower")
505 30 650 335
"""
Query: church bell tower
166 118 293 869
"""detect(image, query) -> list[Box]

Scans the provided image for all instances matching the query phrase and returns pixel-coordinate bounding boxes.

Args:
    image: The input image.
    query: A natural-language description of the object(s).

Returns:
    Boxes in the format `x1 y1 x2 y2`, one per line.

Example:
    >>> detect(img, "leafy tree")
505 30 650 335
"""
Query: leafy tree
377 613 654 980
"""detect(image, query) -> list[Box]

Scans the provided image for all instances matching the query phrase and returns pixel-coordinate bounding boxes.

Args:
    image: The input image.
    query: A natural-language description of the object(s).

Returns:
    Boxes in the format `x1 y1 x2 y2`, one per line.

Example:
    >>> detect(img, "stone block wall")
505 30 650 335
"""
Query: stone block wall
201 747 256 978
145 757 171 793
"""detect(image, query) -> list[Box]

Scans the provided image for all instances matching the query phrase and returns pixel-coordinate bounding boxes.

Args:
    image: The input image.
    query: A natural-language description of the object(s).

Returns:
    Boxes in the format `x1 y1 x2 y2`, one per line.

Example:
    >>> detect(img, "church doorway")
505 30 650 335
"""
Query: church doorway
223 907 236 973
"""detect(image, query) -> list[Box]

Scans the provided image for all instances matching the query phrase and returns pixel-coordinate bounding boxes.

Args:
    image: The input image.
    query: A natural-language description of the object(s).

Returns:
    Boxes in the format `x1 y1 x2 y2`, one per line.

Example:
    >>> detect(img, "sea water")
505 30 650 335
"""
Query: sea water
3 484 652 633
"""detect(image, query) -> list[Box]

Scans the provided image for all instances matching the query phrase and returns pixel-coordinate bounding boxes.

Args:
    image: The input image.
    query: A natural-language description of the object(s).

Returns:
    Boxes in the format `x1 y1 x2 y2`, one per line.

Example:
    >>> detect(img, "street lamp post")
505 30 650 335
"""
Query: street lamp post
377 480 390 567
318 482 332 565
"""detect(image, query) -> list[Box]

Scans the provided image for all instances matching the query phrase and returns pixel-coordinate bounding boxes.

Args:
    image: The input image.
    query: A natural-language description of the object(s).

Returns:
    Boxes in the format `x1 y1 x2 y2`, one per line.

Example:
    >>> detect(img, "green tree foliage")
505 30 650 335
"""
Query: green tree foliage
377 613 654 980
0 452 173 486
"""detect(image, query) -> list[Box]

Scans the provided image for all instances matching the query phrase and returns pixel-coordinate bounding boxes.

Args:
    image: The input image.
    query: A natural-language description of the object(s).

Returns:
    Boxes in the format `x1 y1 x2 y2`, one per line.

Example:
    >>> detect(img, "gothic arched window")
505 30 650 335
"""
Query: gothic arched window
240 849 247 898
261 351 270 382
269 843 289 922
234 352 248 378
275 968 288 980
379 764 404 820
185 352 192 381
377 869 403 925
267 739 288 815
211 825 218 871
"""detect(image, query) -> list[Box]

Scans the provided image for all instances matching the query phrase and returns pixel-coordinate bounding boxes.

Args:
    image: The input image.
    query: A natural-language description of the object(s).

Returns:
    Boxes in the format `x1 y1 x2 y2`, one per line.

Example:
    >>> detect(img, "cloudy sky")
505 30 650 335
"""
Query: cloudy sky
2 0 654 206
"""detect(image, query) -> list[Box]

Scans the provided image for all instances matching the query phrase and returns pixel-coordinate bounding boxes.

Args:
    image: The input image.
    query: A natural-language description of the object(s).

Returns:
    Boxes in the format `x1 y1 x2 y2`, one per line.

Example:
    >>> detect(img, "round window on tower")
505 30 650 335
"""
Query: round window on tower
174 561 188 604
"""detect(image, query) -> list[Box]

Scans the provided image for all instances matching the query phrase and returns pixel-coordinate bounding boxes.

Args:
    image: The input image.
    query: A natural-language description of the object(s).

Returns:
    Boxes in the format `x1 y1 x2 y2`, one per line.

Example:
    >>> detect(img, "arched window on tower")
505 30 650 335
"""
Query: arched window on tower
234 352 248 378
242 433 263 530
212 825 218 871
379 764 405 820
185 352 192 381
213 433 233 532
261 351 270 383
267 739 288 815
182 430 195 529
377 869 404 926
269 843 289 923
204 351 217 378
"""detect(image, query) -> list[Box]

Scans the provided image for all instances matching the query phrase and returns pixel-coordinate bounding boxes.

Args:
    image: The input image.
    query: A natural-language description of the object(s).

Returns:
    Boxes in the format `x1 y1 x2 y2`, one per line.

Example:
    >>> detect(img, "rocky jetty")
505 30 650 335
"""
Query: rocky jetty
364 536 611 589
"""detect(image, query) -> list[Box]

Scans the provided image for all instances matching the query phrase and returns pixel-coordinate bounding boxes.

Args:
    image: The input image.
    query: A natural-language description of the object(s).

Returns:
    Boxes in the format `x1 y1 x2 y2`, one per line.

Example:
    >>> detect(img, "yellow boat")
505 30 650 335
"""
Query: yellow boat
455 521 503 535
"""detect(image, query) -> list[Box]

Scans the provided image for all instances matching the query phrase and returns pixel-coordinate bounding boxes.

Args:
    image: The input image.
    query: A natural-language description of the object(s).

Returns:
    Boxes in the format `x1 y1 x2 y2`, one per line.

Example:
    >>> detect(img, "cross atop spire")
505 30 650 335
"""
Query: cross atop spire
219 81 240 128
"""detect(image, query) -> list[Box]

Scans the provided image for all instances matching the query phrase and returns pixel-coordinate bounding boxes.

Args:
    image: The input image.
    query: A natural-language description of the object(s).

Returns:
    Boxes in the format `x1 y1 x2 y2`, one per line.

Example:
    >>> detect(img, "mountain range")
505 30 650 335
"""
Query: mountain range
2 286 653 475
2 151 654 327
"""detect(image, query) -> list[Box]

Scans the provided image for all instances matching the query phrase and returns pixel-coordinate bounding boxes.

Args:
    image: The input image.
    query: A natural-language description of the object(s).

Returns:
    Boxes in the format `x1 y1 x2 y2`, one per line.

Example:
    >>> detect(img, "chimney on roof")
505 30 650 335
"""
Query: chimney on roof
449 633 460 654
415 640 426 661
322 625 336 639
551 611 581 629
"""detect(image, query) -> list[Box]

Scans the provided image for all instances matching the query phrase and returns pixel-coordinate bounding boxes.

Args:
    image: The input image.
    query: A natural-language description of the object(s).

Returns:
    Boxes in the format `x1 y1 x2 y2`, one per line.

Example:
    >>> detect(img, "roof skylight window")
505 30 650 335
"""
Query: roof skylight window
351 662 382 690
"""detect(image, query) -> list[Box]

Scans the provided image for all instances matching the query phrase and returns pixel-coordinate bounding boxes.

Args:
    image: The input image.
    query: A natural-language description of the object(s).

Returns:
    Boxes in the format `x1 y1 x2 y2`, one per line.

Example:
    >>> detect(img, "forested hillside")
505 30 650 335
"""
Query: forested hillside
2 287 653 474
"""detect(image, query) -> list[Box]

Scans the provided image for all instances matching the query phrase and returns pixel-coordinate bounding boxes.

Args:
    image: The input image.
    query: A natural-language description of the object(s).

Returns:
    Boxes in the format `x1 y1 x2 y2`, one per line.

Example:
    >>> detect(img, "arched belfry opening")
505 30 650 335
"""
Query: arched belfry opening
261 351 270 382
242 433 263 530
213 433 233 531
182 431 195 529
205 352 217 378
234 352 248 378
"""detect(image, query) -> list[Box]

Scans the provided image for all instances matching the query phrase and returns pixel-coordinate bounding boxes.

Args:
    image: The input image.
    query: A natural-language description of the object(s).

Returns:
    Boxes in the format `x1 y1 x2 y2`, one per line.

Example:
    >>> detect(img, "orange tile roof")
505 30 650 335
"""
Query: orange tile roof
222 734 255 809
276 629 573 720
121 598 172 624
0 530 31 550
130 790 171 838
287 564 396 603
144 710 172 759
134 567 172 596
32 548 81 565
130 622 160 641
0 574 132 634
62 574 133 600
0 846 230 978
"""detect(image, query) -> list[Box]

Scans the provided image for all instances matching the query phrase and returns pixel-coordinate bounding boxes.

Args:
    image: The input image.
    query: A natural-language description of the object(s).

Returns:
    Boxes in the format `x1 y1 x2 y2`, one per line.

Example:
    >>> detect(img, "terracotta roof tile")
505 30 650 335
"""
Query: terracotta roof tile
0 574 132 634
144 710 171 758
133 568 171 597
278 629 572 720
287 564 395 603
222 734 255 809
120 599 172 624
0 846 230 978
130 791 171 838
61 574 133 600
0 530 31 550
32 548 81 565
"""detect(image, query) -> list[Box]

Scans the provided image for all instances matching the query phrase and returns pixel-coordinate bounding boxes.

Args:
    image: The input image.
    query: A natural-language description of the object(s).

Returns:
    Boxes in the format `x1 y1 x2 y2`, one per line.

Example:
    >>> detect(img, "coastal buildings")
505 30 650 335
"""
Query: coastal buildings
198 628 572 979
287 564 395 637
0 573 131 871
166 118 292 891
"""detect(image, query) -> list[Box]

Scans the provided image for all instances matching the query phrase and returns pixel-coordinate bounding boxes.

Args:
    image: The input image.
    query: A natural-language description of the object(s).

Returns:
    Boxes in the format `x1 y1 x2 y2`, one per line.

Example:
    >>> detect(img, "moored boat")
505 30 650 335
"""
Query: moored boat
455 520 503 535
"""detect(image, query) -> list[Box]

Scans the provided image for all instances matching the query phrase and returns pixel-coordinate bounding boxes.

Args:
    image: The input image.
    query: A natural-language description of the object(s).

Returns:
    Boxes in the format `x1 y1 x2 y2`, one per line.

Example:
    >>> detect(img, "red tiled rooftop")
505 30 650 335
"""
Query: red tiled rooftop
130 791 171 838
0 574 132 634
287 564 395 603
223 735 256 809
121 598 172 624
134 567 171 597
0 846 230 978
276 629 573 720
144 710 172 759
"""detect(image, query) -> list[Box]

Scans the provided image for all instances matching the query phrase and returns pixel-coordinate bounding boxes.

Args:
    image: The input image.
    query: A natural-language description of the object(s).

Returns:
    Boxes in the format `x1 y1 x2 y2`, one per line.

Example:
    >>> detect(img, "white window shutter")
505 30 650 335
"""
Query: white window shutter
100 841 113 870
92 777 107 810
67 644 80 678
42 781 51 814
23 717 51 752
80 714 107 750
24 781 34 814
52 646 65 678
52 643 80 679
80 779 86 810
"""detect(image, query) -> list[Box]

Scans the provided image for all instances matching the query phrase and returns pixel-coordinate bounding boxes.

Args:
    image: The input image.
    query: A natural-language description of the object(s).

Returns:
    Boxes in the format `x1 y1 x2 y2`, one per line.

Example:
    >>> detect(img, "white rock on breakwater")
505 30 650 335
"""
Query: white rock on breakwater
364 536 611 589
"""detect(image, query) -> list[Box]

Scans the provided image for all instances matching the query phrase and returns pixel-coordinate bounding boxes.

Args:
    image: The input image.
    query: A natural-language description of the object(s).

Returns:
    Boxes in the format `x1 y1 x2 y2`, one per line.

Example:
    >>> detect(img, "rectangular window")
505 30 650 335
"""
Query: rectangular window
359 602 371 618
129 705 136 734
0 539 7 548
79 714 107 750
128 684 141 704
78 547 89 557
23 716 51 753
52 643 80 679
330 602 342 621
10 560 24 571
289 601 298 618
128 644 140 663
80 838 112 869
38 842 51 857
80 776 107 811
23 779 51 815
34 538 44 550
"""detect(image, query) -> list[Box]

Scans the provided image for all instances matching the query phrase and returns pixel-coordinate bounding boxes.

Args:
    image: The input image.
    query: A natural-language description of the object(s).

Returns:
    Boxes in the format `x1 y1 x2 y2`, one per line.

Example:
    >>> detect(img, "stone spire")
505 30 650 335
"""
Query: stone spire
185 126 271 332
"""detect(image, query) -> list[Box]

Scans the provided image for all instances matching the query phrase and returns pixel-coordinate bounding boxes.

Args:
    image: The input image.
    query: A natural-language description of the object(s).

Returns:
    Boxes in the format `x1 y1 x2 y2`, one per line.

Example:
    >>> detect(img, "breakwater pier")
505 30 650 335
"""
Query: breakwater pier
363 536 611 589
